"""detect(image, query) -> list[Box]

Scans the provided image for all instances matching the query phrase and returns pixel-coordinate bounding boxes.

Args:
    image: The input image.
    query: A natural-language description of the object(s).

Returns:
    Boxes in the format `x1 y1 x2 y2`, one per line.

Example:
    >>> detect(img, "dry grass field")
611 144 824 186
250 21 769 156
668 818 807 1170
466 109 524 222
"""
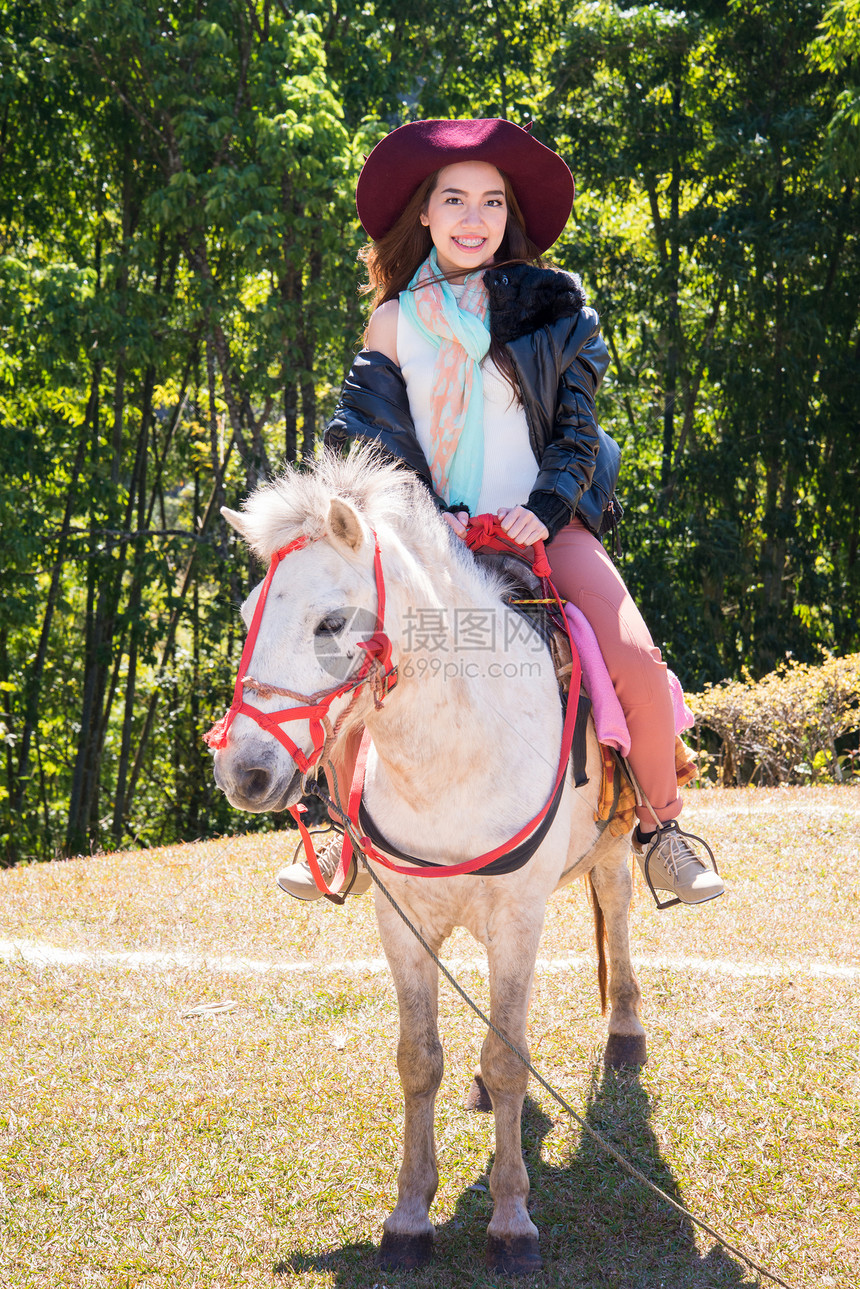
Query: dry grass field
1 785 858 1289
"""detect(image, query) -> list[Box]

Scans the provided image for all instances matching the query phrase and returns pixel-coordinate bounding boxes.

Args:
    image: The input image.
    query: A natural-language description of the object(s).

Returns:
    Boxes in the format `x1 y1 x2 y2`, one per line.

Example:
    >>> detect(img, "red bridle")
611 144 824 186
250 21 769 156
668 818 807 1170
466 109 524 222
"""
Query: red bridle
203 531 397 774
207 513 580 901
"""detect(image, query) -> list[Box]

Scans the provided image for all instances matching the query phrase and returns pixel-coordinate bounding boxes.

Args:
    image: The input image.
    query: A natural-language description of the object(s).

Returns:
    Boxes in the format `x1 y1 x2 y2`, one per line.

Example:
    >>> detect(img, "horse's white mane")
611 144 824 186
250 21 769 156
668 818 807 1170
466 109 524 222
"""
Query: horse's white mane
235 444 442 555
234 443 521 608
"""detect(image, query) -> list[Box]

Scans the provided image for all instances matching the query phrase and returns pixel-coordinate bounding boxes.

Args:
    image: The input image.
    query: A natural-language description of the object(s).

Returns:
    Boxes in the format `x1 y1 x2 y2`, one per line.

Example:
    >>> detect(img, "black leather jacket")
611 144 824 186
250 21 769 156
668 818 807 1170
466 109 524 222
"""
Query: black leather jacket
324 262 622 541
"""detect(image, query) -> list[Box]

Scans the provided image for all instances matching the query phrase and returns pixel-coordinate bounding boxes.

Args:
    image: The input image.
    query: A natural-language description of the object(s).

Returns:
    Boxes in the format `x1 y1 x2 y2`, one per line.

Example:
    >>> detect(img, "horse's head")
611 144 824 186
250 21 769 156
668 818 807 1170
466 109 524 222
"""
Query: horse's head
210 489 391 813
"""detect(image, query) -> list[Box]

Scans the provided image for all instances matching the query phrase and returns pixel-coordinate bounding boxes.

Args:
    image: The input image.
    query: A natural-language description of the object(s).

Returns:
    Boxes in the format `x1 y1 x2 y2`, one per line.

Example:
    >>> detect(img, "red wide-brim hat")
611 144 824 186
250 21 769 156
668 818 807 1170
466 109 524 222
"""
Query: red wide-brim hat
355 118 574 254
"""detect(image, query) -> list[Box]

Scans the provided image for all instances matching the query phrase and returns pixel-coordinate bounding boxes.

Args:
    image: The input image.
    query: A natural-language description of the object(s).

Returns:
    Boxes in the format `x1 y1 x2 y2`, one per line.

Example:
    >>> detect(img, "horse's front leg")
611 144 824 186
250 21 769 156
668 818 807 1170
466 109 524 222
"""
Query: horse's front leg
480 912 544 1275
590 838 647 1067
375 893 444 1271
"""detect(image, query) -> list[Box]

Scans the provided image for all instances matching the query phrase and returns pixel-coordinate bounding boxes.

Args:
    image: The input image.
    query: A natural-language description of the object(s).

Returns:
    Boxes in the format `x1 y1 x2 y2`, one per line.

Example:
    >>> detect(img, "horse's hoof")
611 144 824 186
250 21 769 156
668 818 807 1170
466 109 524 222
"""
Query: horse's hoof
379 1230 434 1270
465 1072 494 1112
485 1234 542 1275
604 1033 647 1068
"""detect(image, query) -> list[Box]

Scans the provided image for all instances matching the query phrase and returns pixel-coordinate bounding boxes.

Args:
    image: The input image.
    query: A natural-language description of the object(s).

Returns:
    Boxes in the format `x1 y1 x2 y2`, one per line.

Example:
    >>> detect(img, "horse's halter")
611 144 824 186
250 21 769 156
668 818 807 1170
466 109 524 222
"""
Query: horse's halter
203 530 397 775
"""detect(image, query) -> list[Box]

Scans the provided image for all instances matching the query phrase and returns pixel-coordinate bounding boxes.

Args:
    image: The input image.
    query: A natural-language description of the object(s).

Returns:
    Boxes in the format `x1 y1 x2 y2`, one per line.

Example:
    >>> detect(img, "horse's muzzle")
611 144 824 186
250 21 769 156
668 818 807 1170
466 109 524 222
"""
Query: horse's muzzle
213 747 303 812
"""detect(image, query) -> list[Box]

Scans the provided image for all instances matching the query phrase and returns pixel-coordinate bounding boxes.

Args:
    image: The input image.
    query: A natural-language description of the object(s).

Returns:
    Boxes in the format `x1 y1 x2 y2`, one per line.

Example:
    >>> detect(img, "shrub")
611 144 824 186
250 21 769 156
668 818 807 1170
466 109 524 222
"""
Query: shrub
689 654 860 786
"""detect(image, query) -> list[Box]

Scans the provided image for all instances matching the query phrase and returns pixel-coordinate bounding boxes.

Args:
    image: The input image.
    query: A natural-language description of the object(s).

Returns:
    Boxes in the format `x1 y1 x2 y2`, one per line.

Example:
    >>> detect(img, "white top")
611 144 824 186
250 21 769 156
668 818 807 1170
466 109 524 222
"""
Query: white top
397 286 538 514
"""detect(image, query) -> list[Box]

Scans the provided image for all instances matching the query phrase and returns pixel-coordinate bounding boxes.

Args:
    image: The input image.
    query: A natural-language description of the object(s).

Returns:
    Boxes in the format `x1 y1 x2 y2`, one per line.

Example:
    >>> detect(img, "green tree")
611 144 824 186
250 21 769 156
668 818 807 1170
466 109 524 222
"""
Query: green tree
0 0 367 860
546 0 859 683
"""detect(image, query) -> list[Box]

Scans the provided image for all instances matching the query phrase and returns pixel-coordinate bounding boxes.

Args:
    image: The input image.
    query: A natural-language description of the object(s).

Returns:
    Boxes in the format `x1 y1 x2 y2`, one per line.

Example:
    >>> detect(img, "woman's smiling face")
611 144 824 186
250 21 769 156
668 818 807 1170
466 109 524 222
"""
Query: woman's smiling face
420 161 508 281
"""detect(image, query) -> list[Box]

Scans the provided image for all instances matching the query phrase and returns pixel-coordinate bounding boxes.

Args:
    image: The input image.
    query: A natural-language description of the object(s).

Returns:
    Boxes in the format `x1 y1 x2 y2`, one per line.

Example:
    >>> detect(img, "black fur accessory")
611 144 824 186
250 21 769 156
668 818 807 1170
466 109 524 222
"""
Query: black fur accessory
484 264 587 344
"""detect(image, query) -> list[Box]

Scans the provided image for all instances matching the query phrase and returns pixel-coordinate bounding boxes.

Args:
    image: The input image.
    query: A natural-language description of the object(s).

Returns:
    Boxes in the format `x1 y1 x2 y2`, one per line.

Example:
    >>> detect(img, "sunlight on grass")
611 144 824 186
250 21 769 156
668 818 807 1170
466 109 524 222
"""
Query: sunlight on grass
1 787 858 1287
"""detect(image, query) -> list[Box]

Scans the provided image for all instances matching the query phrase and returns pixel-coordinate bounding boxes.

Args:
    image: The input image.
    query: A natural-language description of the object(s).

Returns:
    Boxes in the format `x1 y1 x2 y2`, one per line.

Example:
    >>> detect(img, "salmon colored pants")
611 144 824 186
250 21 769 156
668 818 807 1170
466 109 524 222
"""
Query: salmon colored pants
547 517 682 826
326 517 682 829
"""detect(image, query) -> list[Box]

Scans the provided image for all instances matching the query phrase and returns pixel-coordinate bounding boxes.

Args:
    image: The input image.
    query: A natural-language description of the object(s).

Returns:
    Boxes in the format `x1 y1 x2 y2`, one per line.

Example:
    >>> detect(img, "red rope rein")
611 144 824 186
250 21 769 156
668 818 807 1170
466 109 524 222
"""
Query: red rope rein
341 522 579 879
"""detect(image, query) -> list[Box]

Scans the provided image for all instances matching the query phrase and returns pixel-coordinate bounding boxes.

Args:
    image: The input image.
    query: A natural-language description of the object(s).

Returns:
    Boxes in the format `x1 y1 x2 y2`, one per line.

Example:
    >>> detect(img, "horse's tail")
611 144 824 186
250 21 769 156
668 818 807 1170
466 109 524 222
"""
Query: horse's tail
587 873 608 1015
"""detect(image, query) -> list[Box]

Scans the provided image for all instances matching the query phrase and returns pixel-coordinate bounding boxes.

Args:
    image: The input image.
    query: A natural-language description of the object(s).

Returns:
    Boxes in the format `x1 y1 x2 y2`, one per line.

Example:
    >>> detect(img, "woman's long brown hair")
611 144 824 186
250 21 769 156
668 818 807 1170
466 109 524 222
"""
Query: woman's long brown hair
358 169 545 399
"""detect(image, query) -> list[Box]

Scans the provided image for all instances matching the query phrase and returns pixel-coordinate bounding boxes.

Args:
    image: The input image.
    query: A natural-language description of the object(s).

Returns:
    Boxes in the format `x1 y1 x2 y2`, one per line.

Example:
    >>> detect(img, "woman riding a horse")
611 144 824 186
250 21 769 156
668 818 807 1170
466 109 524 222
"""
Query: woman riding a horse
277 116 723 910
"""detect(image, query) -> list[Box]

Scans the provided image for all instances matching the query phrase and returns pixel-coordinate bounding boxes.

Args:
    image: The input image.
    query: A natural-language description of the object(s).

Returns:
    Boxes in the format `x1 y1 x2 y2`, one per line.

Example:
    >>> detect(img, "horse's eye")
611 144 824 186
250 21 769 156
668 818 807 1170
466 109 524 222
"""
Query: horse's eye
314 614 346 637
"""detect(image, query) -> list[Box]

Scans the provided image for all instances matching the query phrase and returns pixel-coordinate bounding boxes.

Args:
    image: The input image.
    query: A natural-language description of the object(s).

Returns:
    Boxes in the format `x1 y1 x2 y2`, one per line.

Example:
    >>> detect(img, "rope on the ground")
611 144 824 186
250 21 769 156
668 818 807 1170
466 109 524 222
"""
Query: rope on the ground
309 774 798 1289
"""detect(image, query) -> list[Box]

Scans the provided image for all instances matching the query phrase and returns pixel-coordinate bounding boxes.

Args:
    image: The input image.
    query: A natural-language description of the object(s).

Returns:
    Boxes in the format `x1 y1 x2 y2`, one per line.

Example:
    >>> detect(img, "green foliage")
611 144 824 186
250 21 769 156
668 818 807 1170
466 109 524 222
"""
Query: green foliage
809 0 860 177
1 0 858 861
0 0 364 862
690 653 860 785
544 0 860 684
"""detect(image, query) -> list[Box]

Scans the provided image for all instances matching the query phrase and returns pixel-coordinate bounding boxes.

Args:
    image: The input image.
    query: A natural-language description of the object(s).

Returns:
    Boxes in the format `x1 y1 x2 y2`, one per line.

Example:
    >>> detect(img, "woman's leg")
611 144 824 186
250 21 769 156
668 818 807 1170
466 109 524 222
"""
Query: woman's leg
547 518 722 905
276 725 369 901
547 519 679 826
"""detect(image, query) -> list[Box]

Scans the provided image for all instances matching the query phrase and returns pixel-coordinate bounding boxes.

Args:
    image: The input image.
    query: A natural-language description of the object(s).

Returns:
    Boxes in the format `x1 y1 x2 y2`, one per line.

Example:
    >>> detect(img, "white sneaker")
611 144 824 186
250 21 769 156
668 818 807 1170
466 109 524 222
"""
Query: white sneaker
276 832 372 903
633 821 724 908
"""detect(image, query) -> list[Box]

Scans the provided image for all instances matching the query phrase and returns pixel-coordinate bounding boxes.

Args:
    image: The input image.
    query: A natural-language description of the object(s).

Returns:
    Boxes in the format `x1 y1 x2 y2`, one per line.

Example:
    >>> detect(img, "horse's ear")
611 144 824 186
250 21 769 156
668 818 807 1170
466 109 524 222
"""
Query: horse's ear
221 506 250 540
327 497 364 553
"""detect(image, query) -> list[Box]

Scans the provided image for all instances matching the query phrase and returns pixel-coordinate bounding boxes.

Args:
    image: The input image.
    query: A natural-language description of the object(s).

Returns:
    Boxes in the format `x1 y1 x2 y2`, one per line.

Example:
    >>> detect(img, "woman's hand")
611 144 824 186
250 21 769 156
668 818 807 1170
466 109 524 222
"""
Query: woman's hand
497 506 549 546
442 510 469 537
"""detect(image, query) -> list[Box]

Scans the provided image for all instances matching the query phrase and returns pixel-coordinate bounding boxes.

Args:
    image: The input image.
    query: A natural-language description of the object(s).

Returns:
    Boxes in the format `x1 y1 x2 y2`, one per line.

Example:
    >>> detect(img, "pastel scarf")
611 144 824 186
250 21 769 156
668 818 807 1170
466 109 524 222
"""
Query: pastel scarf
399 250 490 512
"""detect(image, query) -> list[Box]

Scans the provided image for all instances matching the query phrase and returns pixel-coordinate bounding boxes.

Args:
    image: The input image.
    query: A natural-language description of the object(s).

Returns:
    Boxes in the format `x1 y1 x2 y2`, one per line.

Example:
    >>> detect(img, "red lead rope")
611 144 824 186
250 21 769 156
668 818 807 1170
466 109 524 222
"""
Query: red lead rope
340 529 580 879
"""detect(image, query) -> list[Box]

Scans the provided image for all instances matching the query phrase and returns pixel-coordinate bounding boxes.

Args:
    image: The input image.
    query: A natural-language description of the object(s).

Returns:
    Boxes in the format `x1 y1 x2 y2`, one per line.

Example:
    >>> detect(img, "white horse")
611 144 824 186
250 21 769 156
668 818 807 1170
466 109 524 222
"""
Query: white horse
211 447 645 1274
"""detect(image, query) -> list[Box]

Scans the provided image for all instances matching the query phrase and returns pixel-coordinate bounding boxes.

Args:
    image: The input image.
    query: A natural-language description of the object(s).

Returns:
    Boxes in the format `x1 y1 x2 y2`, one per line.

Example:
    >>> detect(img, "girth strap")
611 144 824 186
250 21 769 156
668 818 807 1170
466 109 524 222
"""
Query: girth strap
357 769 568 877
354 691 592 875
572 691 591 788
